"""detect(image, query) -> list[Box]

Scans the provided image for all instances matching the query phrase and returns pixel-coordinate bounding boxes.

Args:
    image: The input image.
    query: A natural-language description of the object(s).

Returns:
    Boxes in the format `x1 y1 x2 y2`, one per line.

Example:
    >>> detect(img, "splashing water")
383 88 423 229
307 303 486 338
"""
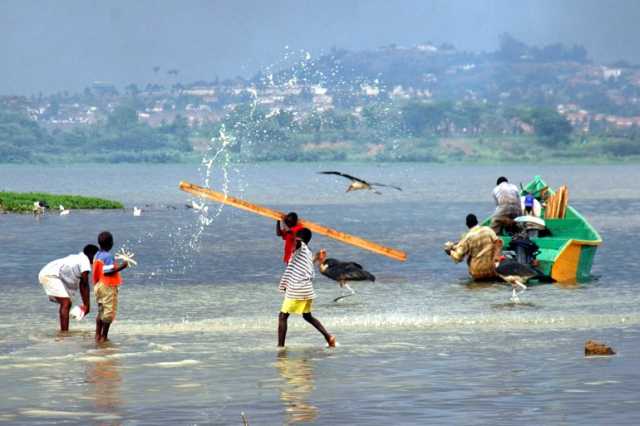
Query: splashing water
124 47 403 278
188 126 235 250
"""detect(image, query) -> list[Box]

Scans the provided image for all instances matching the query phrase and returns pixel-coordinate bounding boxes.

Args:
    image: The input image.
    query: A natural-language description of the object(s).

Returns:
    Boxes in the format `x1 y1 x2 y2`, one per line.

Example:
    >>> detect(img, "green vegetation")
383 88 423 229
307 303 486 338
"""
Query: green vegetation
205 101 627 163
2 34 640 164
0 191 123 213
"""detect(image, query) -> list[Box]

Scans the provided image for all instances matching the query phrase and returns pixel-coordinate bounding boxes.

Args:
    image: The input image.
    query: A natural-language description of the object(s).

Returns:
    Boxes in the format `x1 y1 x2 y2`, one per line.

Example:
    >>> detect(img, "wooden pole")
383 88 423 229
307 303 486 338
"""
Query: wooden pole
179 181 407 262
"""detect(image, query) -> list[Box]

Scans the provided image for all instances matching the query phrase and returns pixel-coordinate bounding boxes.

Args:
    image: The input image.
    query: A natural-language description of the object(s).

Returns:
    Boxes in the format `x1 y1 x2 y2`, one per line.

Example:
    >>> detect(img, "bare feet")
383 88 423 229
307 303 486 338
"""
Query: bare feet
327 335 337 348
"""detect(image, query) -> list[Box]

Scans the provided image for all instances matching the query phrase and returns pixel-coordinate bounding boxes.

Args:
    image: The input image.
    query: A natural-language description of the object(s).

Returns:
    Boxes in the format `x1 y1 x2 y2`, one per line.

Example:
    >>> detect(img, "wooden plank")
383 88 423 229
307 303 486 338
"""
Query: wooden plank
179 181 407 262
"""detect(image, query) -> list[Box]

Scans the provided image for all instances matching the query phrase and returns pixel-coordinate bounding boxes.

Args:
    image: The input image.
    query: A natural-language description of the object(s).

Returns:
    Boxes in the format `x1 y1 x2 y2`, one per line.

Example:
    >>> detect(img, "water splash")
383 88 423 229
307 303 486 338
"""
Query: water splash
187 126 234 249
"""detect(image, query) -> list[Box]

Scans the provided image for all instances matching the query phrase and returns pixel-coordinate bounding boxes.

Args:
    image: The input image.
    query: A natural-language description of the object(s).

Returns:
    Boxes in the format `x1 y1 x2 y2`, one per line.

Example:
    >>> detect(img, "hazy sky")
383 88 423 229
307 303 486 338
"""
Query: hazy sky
2 0 640 95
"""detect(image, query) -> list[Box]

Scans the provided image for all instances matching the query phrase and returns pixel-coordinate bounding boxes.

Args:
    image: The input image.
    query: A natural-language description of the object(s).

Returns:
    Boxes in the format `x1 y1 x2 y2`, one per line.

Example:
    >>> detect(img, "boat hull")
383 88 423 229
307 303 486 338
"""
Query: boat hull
485 176 601 283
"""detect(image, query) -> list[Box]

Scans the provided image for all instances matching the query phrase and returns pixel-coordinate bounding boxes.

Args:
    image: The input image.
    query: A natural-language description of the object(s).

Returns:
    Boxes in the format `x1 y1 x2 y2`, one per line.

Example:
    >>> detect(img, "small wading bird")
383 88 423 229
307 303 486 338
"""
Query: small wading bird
318 171 402 195
133 207 142 217
59 204 70 216
314 249 376 302
495 258 542 303
33 201 48 215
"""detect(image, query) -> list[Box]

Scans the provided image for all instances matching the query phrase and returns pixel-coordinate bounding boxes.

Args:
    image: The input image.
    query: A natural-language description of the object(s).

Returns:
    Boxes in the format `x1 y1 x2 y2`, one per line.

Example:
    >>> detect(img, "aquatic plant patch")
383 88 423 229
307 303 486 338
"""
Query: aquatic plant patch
0 191 123 213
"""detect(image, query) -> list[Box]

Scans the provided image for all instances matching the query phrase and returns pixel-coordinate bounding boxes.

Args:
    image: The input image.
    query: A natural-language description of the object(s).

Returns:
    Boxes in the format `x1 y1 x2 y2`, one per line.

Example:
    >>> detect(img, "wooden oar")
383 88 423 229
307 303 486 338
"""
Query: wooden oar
179 181 407 262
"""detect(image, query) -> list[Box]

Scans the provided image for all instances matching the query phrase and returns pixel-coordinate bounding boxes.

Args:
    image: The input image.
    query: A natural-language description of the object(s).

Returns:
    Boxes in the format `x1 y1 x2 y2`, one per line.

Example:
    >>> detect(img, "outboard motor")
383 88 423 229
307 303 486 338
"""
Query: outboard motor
508 233 540 265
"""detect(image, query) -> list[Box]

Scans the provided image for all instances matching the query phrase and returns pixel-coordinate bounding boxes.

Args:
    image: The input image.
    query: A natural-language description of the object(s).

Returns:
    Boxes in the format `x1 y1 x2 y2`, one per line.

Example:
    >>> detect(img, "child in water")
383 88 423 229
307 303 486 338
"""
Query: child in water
276 212 304 264
93 231 128 343
277 228 336 348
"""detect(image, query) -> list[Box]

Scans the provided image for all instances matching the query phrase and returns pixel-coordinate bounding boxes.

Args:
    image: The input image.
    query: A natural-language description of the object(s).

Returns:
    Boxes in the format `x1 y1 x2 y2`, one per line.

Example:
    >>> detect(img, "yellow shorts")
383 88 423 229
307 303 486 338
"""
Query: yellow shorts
280 298 313 314
95 281 119 323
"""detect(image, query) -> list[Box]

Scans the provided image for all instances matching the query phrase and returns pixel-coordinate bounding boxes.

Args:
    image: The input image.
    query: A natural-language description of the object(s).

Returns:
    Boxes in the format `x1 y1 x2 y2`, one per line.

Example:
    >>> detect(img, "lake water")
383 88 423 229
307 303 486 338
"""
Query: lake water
1 162 640 425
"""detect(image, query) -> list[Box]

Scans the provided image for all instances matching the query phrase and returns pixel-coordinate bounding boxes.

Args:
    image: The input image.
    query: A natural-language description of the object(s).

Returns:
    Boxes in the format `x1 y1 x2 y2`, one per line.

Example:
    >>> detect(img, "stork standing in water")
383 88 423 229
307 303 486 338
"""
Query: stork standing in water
318 171 402 195
495 258 541 303
313 249 376 301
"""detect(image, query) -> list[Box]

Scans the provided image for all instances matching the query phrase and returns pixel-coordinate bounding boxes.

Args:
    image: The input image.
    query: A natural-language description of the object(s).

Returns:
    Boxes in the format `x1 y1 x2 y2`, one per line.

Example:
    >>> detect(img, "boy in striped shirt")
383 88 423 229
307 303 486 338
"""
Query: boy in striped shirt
278 228 336 348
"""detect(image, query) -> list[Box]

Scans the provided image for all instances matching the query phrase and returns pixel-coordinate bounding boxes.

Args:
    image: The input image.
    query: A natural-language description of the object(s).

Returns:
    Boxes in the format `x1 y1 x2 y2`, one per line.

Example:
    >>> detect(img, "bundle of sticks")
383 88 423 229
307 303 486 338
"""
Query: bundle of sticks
544 185 569 219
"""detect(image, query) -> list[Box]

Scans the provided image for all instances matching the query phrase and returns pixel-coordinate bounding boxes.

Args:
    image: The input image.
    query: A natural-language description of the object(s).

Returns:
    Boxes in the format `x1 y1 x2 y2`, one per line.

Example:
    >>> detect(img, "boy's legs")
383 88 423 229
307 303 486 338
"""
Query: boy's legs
278 312 289 347
302 313 335 346
95 316 103 341
100 322 112 342
95 282 117 342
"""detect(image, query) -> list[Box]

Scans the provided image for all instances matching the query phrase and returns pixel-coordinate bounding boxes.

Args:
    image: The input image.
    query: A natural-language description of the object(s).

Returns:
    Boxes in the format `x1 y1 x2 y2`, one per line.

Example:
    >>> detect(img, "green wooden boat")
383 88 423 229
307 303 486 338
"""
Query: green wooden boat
484 176 602 283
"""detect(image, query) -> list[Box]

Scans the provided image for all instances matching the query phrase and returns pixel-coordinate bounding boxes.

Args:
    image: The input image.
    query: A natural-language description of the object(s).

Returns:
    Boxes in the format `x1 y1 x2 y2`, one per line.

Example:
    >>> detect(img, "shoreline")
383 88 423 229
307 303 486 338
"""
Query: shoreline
0 191 124 213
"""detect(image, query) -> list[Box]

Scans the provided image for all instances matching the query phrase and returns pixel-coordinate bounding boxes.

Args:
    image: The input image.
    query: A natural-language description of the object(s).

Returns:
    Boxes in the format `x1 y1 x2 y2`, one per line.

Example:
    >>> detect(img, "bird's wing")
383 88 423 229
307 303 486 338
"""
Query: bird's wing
342 262 364 270
338 263 376 281
318 171 368 184
369 182 403 191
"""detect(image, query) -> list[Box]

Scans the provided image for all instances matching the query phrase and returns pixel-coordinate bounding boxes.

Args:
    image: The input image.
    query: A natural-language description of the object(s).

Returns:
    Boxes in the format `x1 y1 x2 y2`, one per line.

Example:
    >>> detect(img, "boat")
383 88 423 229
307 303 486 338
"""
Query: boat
484 176 602 283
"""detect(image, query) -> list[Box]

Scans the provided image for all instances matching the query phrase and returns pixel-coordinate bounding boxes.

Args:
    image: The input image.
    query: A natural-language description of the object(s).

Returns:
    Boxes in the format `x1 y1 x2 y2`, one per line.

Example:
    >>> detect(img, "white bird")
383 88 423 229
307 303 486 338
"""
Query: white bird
190 200 208 213
59 204 70 215
133 206 142 216
32 201 47 215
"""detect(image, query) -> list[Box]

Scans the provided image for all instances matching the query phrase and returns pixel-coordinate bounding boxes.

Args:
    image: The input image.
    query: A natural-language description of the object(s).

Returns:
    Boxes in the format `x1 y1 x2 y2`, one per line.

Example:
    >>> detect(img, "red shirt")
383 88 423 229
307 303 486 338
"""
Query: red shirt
282 224 304 263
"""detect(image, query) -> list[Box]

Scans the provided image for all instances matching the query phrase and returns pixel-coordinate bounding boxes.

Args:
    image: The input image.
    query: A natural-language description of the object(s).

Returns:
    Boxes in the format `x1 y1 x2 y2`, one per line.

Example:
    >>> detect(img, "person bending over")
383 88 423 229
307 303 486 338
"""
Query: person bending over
38 244 99 331
445 214 503 280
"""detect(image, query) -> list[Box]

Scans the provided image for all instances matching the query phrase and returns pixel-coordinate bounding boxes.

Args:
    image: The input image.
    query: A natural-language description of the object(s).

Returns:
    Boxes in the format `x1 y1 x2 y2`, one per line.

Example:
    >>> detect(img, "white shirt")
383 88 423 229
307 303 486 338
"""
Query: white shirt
40 252 91 291
492 182 521 208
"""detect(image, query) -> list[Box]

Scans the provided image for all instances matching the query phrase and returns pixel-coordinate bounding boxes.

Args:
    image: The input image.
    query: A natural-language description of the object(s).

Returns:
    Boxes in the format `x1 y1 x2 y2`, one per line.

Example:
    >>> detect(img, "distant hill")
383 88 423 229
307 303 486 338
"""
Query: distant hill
2 34 640 164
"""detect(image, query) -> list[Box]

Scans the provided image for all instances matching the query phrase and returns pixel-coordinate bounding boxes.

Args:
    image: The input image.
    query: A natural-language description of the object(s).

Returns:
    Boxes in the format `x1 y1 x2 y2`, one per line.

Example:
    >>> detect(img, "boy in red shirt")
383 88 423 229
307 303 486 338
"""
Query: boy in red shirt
93 231 128 343
276 212 304 264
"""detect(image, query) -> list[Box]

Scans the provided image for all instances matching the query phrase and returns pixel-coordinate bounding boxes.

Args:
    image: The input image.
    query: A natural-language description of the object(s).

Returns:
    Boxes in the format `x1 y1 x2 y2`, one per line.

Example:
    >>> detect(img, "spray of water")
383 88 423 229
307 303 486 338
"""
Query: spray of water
127 48 403 281
188 126 235 249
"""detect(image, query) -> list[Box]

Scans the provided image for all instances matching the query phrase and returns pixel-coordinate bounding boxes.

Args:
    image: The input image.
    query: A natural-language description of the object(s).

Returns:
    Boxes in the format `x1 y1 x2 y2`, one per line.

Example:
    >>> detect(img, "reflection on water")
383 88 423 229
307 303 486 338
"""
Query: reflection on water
276 351 318 424
85 348 123 422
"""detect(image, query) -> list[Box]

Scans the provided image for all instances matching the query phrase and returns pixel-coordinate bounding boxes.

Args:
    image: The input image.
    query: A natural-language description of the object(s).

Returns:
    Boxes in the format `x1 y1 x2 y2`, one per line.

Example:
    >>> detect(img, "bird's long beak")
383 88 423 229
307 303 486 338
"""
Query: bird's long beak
313 249 326 264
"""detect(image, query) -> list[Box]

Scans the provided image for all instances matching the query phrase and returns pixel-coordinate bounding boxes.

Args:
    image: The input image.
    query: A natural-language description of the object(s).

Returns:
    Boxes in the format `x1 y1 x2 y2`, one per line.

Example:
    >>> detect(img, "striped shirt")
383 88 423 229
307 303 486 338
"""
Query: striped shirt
278 242 316 300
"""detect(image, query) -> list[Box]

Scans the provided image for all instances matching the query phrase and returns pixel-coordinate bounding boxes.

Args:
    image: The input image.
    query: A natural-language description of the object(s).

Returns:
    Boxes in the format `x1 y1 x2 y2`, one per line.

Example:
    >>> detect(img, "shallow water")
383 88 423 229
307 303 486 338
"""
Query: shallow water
1 163 640 424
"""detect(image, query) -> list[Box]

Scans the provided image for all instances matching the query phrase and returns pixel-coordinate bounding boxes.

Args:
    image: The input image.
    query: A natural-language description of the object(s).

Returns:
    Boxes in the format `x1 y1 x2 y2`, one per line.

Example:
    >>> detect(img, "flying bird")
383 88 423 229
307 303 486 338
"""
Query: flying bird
133 207 142 217
318 171 402 194
314 249 376 301
495 258 542 303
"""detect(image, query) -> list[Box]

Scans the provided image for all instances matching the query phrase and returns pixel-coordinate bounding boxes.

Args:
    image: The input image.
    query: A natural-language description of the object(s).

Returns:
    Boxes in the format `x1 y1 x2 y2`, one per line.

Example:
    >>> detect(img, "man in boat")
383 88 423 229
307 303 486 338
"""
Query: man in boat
491 176 522 235
445 214 503 280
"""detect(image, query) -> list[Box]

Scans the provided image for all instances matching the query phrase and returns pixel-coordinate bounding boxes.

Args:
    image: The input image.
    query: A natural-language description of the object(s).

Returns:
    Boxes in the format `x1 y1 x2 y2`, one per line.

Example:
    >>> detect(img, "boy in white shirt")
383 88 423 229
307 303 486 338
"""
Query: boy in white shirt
38 244 99 332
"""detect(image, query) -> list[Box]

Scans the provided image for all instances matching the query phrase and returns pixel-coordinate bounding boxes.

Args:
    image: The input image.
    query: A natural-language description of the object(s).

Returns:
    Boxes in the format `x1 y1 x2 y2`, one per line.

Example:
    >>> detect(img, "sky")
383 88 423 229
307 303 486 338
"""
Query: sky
2 0 640 95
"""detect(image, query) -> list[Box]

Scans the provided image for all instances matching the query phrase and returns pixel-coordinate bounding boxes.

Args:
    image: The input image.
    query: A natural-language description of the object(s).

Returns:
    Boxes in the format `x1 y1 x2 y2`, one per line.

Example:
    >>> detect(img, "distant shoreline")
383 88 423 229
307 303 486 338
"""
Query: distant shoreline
0 191 124 213
2 155 639 166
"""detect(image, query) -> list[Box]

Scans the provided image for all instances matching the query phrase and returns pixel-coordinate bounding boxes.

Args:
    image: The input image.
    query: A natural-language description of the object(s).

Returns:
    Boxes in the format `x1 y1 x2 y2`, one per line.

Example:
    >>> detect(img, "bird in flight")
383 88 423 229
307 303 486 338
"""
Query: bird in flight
318 171 402 194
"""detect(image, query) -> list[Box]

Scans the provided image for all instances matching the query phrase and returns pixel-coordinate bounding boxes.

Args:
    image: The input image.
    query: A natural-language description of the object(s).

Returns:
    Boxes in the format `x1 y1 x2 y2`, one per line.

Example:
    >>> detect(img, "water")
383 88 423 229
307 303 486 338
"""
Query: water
1 163 640 425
